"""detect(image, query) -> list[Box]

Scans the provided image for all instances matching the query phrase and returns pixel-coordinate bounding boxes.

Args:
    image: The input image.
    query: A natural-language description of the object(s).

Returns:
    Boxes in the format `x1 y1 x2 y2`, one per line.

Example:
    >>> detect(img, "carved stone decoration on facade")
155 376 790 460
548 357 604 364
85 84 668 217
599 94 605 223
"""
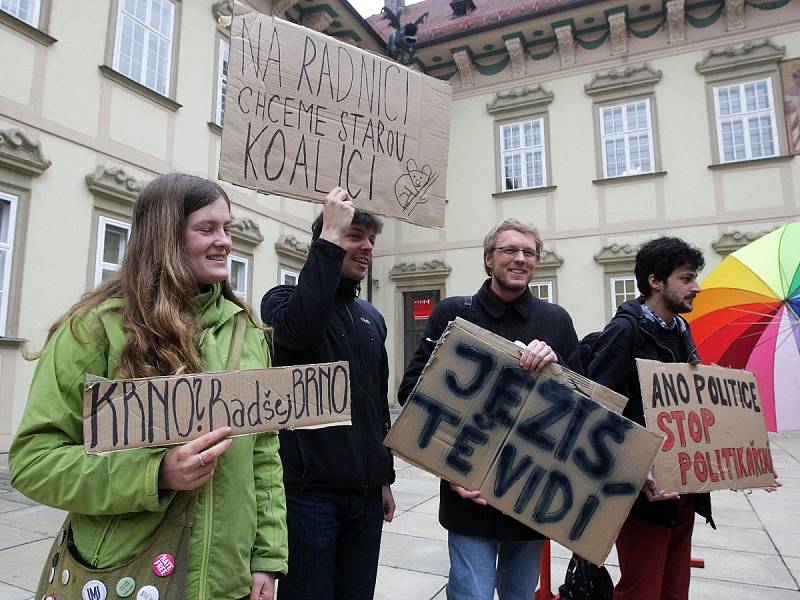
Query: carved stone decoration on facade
231 216 265 247
302 12 334 32
594 243 639 266
272 0 296 18
666 0 686 44
211 0 233 21
504 37 526 77
584 64 662 96
554 25 576 67
274 234 310 262
696 39 785 75
537 248 564 269
0 127 52 176
711 229 774 255
85 165 142 204
725 0 746 31
389 259 452 281
486 85 554 115
608 12 628 57
452 49 476 88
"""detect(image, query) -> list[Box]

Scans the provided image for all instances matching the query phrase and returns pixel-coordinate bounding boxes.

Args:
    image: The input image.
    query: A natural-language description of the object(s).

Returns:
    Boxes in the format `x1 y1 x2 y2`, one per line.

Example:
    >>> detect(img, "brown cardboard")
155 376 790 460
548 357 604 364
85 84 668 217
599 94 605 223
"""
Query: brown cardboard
637 359 776 493
83 362 351 454
385 318 662 565
218 5 451 229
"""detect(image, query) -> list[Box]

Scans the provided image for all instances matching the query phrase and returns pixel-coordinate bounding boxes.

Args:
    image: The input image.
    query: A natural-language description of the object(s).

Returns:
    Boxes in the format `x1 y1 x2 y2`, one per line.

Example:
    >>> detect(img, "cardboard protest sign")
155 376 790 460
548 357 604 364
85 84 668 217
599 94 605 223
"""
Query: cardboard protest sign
218 5 451 229
385 318 662 565
84 362 350 454
637 359 775 493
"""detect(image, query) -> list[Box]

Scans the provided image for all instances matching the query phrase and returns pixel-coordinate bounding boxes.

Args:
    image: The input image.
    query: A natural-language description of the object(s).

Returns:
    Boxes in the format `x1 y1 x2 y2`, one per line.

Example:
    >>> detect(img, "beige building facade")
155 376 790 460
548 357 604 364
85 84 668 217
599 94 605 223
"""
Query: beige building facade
1 0 799 450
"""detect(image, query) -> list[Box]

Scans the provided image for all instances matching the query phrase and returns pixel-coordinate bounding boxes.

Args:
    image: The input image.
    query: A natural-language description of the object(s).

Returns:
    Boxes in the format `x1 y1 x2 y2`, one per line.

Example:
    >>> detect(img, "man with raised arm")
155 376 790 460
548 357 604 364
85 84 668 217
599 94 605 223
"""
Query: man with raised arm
261 188 395 600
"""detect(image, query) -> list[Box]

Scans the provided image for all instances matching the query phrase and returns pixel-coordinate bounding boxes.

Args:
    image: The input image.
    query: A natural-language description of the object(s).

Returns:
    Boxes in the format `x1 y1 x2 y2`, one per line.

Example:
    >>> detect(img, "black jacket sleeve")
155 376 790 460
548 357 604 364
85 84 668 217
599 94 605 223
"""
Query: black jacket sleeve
587 317 636 399
260 239 344 350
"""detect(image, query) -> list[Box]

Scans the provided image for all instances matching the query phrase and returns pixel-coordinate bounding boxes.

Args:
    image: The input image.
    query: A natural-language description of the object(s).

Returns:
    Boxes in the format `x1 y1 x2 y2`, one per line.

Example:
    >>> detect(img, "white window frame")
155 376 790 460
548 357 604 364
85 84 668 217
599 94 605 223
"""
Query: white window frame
713 78 779 163
112 0 176 96
0 192 18 337
1 0 40 26
528 280 553 303
229 254 249 300
94 216 131 287
215 38 230 127
280 267 299 286
500 118 547 191
609 275 637 317
599 98 655 178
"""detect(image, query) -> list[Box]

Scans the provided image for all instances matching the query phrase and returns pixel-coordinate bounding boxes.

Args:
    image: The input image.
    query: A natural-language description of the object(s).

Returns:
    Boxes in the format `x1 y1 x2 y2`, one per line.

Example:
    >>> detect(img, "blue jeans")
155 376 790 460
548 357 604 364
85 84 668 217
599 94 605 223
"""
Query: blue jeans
276 490 384 600
446 533 544 600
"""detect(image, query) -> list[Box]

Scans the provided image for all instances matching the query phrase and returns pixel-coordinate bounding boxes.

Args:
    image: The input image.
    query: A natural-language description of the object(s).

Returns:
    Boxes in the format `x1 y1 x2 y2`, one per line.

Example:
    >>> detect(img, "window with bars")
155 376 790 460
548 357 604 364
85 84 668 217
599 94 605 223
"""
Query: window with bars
0 193 17 337
229 254 249 300
1 0 40 26
215 38 229 127
528 280 553 303
95 217 131 287
714 78 778 163
610 275 637 317
500 118 547 191
599 99 654 178
113 0 175 96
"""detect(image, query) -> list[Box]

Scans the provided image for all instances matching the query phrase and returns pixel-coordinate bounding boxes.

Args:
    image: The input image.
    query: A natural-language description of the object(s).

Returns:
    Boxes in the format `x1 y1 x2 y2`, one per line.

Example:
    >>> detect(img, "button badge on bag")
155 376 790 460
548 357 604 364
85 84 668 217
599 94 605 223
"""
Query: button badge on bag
116 577 136 597
82 580 107 600
151 553 175 577
61 569 70 585
136 585 159 600
48 567 54 583
56 528 65 546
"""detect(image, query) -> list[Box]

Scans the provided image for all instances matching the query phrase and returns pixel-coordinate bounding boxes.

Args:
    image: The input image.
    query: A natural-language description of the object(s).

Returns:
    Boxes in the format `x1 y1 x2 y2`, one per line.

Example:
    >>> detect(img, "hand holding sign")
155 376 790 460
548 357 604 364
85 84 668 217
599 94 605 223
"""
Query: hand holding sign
158 426 233 491
319 187 355 247
642 469 680 502
518 339 557 373
450 483 488 506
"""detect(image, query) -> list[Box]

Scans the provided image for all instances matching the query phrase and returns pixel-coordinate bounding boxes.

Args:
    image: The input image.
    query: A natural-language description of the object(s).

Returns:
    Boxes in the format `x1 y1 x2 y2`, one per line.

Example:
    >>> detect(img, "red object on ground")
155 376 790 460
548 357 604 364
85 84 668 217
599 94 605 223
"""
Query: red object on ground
535 540 559 600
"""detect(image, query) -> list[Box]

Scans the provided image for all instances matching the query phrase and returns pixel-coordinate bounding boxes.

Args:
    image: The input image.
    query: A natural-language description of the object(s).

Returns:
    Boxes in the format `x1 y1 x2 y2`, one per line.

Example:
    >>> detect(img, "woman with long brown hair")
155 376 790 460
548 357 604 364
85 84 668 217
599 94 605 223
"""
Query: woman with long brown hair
9 173 287 600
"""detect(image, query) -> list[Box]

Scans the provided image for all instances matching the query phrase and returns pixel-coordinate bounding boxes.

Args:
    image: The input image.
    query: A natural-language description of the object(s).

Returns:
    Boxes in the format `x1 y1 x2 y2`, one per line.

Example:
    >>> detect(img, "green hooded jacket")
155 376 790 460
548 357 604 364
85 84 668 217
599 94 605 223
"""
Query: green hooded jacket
9 284 288 599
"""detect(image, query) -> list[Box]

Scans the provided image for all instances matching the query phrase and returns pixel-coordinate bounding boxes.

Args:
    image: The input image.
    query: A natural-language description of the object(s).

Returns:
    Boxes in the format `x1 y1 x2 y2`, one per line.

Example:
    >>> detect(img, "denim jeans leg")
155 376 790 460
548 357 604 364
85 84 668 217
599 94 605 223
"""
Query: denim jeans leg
276 492 340 600
333 490 385 600
495 539 544 600
446 532 499 600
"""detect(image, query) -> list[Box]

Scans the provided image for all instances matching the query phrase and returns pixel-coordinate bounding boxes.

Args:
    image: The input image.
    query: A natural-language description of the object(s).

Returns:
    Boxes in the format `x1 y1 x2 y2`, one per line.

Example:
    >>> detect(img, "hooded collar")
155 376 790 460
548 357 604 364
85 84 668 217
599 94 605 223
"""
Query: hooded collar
476 278 532 319
336 277 360 301
196 283 240 330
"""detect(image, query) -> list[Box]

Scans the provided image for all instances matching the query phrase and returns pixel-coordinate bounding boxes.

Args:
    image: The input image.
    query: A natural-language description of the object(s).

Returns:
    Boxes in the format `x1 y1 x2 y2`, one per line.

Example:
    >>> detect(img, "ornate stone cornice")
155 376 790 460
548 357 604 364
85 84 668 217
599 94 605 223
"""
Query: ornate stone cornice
211 0 232 21
537 248 564 270
302 12 334 32
275 234 310 262
389 259 452 281
726 0 746 32
273 0 296 18
85 165 141 204
452 49 476 88
594 243 639 267
0 127 51 176
486 85 554 115
696 39 785 75
712 229 773 255
554 24 576 67
608 12 628 57
666 0 686 44
231 217 264 247
504 37 526 77
585 64 662 96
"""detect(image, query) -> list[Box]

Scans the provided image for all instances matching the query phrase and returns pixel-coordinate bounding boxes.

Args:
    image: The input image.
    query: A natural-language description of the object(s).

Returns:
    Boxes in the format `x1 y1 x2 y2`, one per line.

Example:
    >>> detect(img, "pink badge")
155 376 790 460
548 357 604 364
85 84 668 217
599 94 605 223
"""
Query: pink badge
151 553 176 577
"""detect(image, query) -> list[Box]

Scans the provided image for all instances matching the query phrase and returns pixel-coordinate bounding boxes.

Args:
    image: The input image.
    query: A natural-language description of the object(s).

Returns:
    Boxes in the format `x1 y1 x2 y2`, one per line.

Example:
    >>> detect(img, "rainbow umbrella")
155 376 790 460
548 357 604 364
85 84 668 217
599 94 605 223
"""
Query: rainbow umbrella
686 223 800 432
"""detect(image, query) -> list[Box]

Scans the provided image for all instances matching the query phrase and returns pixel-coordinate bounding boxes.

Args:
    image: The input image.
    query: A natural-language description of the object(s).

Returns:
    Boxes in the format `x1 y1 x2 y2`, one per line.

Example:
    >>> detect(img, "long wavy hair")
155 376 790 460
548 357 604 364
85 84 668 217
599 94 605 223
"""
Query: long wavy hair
42 173 253 378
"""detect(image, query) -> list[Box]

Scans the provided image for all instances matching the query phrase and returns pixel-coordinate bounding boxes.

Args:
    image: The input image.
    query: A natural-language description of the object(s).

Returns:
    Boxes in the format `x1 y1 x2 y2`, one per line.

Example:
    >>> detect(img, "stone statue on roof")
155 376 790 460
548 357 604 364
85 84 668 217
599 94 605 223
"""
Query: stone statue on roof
381 6 428 66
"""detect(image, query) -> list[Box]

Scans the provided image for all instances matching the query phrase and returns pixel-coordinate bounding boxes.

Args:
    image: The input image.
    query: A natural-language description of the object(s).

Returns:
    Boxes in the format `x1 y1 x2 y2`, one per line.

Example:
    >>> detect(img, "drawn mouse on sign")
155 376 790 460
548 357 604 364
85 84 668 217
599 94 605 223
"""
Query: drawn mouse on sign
395 158 438 214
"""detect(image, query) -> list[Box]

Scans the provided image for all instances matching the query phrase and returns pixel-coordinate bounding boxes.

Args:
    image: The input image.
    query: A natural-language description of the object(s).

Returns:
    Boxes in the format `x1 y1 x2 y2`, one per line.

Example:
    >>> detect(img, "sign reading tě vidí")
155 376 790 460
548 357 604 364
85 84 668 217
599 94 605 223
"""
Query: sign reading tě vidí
218 6 451 229
83 362 351 454
385 318 662 565
638 359 775 493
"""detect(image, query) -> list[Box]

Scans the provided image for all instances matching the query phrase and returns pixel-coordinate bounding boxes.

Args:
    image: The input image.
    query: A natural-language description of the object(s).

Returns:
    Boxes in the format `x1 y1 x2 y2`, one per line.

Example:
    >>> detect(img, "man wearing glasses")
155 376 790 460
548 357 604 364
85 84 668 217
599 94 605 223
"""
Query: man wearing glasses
398 219 582 600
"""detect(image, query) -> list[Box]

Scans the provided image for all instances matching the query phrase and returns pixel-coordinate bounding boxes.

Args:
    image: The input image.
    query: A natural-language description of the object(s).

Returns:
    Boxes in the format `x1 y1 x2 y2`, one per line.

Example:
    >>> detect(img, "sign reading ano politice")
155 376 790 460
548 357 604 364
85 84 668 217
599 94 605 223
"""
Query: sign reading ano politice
218 5 451 229
83 363 351 454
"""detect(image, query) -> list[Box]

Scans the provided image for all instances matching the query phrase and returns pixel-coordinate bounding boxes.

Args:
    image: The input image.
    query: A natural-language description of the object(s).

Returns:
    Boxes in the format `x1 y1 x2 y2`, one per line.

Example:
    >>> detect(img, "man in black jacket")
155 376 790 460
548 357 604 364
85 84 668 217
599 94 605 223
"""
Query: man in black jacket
398 219 582 600
587 237 712 600
261 187 395 600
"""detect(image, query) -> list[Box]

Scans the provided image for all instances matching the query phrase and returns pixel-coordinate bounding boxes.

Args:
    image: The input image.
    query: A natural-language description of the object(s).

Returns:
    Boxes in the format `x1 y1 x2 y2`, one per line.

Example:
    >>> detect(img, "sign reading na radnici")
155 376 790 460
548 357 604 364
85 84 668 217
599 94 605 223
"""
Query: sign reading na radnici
218 5 451 229
637 359 776 493
385 318 662 565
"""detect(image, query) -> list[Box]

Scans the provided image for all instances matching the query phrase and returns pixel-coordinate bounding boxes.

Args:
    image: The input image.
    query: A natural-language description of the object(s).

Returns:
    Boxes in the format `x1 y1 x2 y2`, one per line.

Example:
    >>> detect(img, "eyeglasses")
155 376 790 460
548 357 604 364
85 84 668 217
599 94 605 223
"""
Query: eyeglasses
494 246 539 259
